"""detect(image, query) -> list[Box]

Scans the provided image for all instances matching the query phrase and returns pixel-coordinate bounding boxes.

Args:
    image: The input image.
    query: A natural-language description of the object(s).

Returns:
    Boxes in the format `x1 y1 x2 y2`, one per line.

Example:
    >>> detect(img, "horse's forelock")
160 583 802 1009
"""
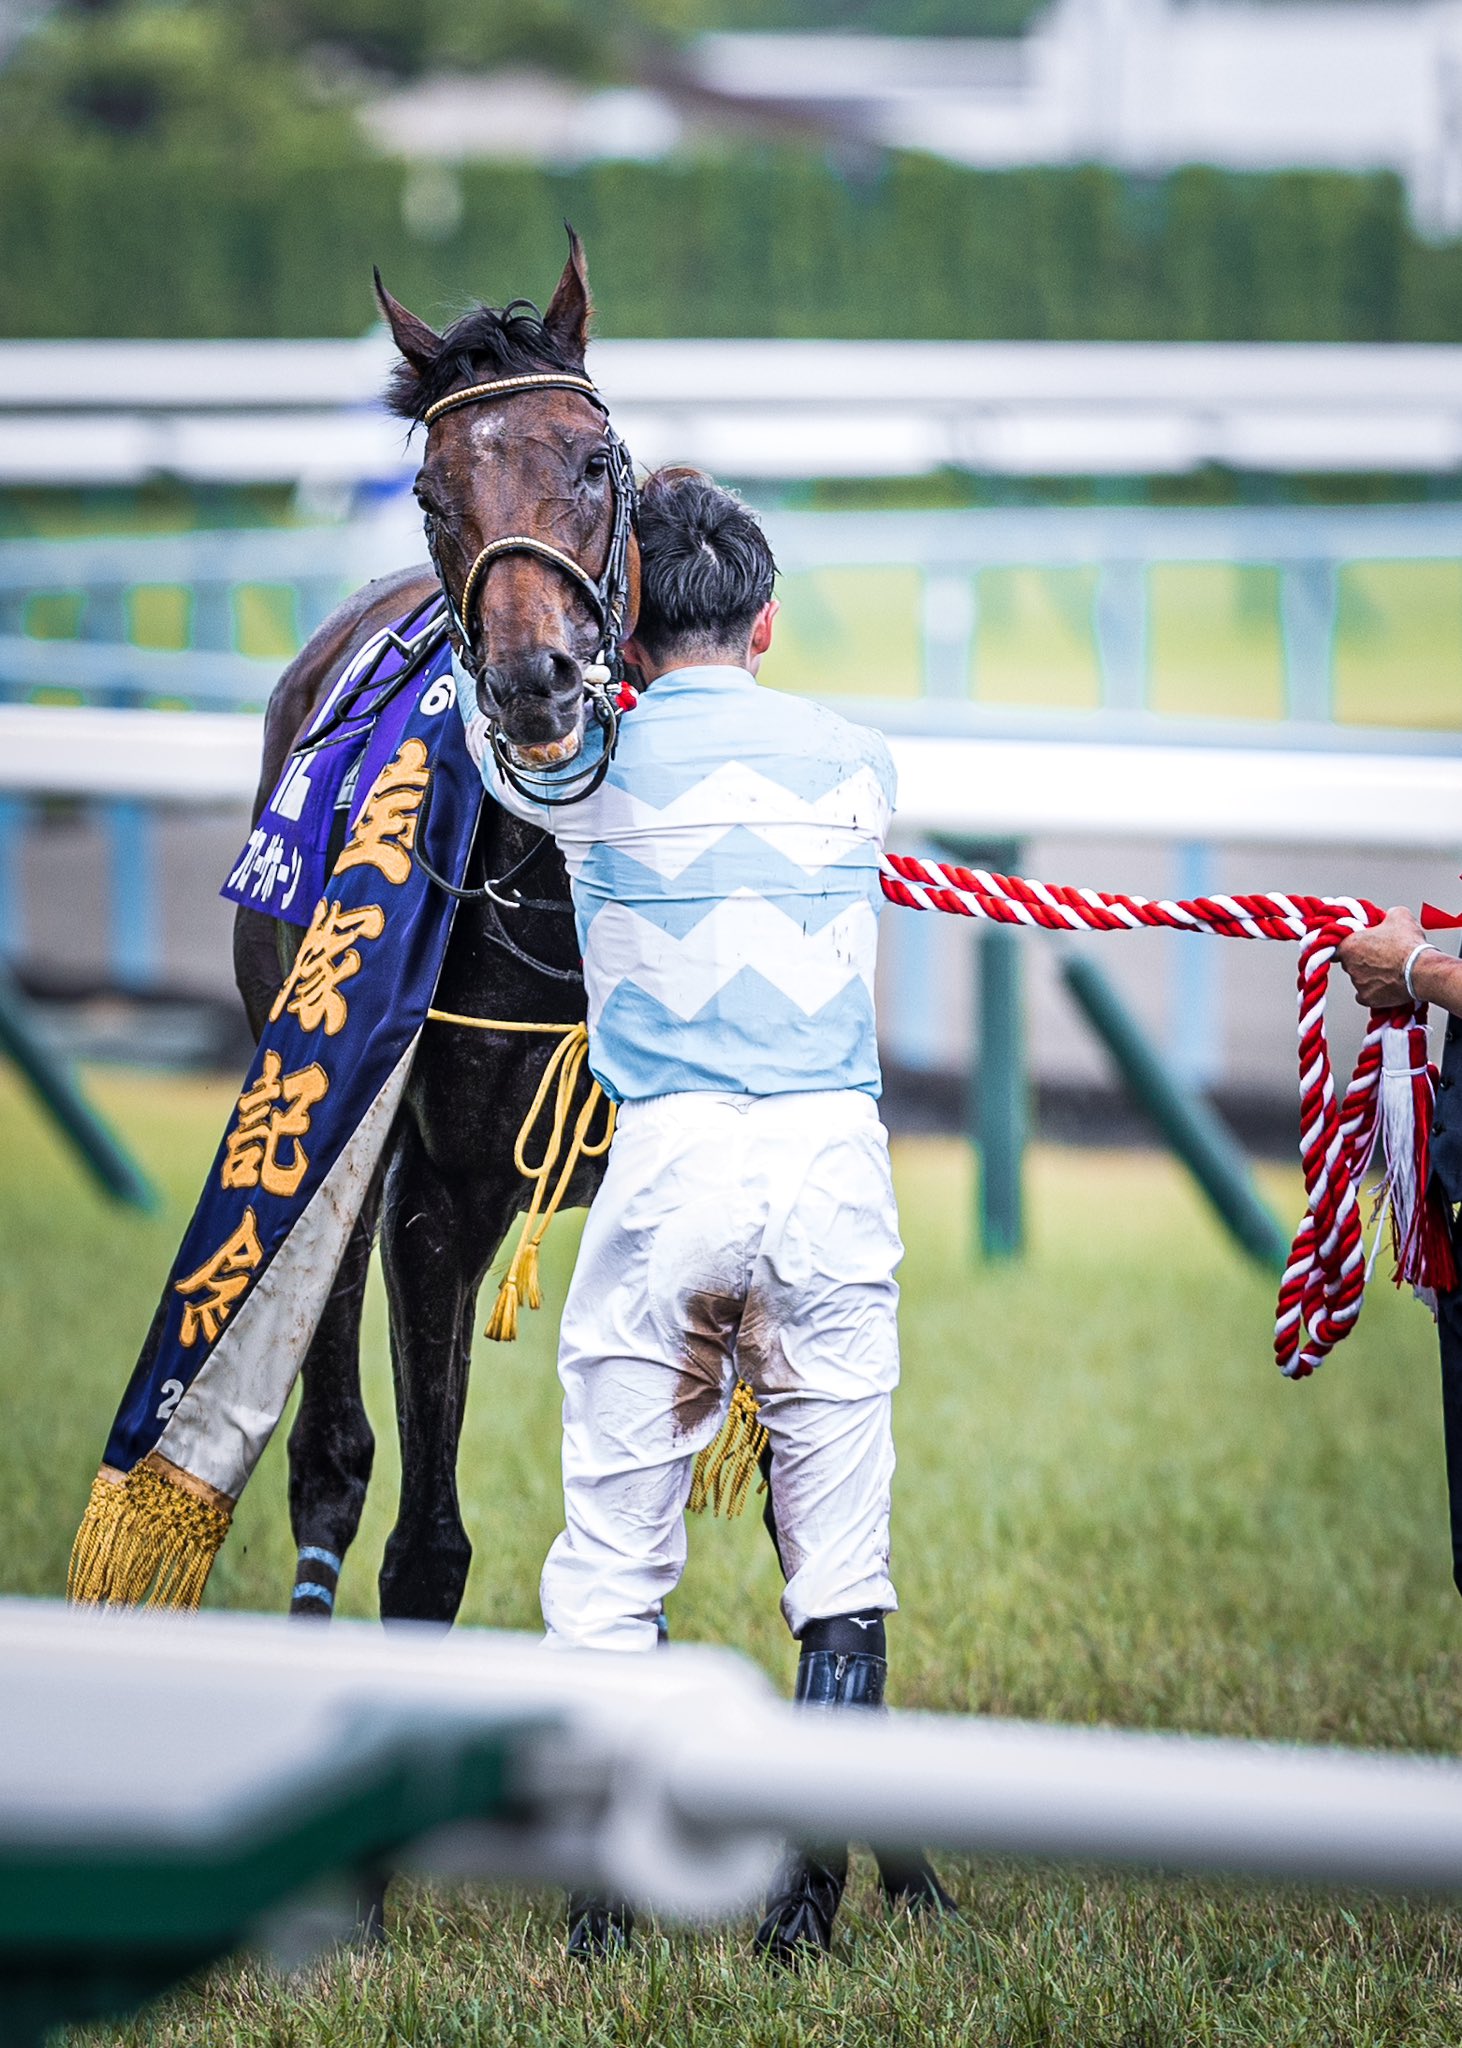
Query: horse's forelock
385 299 585 423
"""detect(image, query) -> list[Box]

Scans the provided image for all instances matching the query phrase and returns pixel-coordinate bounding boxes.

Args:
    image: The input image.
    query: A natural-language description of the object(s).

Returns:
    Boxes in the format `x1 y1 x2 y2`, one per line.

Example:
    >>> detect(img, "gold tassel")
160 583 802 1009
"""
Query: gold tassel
688 1379 769 1519
486 1233 546 1343
486 1275 521 1344
67 1454 232 1611
423 1014 617 1346
485 1025 614 1343
66 1464 130 1602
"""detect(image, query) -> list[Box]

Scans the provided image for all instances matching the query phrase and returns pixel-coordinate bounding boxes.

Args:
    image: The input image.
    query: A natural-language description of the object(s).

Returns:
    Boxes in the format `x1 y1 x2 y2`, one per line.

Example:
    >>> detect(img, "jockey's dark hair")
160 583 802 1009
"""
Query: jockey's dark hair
383 299 583 424
632 468 778 662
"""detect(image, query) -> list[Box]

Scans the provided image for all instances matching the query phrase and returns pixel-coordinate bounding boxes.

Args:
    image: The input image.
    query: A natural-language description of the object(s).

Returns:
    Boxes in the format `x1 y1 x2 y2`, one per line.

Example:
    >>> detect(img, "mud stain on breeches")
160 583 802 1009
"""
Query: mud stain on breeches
676 1288 797 1440
736 1291 796 1396
675 1289 742 1437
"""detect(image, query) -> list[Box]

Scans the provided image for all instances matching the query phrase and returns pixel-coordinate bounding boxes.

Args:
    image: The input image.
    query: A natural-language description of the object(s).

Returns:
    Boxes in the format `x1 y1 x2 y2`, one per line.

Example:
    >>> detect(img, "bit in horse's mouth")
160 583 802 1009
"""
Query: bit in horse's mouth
506 729 583 771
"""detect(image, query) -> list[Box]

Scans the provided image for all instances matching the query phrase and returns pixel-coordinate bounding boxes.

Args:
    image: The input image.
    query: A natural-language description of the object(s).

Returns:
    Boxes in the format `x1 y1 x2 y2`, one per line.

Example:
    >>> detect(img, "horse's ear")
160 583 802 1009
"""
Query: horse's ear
373 267 442 375
544 224 593 364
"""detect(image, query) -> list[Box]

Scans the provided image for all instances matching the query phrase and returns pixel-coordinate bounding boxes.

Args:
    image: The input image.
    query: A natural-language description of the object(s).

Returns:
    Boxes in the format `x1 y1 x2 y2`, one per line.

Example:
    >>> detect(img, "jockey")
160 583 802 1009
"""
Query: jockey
456 467 947 1961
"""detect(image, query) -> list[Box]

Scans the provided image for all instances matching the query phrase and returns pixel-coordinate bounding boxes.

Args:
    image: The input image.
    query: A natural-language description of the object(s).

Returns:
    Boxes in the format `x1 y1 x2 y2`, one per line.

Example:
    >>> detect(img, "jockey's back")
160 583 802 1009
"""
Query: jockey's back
459 662 896 1104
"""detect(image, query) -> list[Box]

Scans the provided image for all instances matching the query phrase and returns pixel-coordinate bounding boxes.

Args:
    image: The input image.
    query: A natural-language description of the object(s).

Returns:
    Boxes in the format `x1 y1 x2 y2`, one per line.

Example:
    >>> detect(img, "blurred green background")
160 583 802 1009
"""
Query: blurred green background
2 0 1460 340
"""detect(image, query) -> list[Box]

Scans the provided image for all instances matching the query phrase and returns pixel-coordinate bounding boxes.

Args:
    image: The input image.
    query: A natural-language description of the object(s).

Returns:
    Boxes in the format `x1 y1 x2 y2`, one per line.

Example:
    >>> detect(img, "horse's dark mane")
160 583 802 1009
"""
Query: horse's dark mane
385 299 583 422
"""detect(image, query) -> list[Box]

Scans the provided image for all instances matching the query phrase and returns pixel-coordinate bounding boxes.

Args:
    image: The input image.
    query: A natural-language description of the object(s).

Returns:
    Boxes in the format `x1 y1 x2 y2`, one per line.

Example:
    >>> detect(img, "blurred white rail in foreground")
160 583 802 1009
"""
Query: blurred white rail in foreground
7 1599 1462 1924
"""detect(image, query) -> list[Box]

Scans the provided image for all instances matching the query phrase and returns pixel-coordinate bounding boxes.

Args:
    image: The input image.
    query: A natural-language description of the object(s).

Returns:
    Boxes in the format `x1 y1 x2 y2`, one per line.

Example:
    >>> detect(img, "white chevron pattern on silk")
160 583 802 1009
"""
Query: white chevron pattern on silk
585 763 892 881
584 890 879 1026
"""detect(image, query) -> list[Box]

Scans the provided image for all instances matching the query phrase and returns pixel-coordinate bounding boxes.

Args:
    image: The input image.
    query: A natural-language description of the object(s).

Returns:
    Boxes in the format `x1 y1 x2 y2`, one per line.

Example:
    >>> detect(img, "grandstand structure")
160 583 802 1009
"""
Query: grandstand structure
688 0 1462 236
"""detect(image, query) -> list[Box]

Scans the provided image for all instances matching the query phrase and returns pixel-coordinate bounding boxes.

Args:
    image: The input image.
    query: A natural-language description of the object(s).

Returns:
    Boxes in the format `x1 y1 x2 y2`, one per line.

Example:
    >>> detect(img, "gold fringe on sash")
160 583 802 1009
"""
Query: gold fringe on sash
426 1012 616 1344
67 1454 232 1611
688 1379 769 1519
68 1016 604 1610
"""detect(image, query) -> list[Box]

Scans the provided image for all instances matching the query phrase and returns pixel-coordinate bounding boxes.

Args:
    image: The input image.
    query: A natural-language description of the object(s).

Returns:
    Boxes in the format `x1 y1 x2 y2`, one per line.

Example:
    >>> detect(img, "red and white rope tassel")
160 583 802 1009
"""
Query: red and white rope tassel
879 853 1460 1379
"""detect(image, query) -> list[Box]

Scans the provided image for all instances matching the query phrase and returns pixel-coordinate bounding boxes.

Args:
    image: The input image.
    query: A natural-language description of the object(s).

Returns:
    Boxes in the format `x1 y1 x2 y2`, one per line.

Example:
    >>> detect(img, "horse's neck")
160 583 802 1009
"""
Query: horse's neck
481 800 559 881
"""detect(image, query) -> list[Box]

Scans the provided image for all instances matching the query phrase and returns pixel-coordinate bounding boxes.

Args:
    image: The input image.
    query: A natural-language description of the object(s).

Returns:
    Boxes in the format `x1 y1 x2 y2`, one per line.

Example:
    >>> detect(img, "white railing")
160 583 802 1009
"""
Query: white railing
9 1601 1462 1923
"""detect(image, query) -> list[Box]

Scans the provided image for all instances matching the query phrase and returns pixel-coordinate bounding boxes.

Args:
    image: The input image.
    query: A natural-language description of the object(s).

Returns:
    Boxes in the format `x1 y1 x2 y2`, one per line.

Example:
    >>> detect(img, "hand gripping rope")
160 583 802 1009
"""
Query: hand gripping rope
879 853 1462 1380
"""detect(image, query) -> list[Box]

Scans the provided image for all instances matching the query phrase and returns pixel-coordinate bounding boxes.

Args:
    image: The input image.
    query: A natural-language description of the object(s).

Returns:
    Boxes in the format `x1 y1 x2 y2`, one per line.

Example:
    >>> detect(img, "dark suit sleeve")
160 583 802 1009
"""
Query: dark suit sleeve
1430 1016 1462 1594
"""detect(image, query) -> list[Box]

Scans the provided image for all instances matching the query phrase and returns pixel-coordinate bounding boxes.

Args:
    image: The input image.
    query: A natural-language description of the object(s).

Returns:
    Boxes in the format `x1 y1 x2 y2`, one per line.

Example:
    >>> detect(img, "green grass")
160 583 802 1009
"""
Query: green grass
6 1067 1462 2043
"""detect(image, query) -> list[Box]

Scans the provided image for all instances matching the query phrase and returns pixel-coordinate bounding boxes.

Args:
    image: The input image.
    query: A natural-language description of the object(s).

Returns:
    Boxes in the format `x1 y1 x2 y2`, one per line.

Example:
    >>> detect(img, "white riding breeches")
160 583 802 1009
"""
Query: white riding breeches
539 1089 902 1653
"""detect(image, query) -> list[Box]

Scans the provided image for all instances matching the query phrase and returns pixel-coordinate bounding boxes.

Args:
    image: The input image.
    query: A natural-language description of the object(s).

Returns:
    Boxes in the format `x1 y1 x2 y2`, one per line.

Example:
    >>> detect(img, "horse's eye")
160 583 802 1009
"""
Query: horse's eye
584 451 609 483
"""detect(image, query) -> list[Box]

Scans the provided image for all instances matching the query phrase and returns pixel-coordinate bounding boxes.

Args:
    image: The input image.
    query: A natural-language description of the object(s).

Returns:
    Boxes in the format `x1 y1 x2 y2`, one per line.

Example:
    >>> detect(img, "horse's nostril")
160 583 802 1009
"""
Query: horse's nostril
526 648 582 698
487 647 587 747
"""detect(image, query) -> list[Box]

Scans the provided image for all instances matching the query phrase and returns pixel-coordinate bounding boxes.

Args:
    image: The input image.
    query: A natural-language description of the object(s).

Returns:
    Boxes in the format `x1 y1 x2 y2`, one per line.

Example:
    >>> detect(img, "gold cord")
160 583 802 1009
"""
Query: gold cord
426 1010 578 1034
688 1379 769 1520
425 1012 615 1340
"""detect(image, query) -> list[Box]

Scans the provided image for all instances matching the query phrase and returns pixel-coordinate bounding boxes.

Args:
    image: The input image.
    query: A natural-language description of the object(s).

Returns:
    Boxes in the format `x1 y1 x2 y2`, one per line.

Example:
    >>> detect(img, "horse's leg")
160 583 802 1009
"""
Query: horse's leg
376 1117 516 1624
284 1177 383 1619
230 898 374 1620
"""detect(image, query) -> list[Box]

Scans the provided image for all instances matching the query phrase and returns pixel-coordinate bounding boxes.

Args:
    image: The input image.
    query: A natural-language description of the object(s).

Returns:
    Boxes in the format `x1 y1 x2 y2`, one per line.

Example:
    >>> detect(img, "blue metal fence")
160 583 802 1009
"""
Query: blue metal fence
765 503 1462 724
1 501 1458 1015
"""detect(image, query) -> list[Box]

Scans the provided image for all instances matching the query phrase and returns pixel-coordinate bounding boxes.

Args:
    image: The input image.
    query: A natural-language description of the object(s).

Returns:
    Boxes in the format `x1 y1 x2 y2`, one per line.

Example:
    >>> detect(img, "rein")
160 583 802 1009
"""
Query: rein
290 594 448 762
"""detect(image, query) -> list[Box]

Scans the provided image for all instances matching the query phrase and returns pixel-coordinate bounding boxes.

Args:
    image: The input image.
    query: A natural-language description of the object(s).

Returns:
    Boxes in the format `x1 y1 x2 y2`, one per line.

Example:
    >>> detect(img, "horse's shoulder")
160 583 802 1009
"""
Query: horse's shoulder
254 565 437 816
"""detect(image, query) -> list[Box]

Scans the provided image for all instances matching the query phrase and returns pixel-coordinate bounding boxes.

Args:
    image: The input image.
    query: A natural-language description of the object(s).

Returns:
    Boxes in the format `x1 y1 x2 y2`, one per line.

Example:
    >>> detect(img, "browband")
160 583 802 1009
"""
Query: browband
421 373 604 430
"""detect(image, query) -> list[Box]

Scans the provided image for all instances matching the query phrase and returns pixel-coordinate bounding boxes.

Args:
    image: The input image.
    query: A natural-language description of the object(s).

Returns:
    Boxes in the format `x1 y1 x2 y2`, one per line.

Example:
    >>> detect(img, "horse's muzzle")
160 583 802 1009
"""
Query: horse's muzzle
477 646 588 764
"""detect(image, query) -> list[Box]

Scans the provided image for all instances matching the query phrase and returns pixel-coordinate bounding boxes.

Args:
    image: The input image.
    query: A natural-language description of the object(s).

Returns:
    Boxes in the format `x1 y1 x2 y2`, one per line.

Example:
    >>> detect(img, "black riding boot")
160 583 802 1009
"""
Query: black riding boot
756 1447 953 1921
754 1613 887 1967
566 1892 634 1961
875 1848 959 1915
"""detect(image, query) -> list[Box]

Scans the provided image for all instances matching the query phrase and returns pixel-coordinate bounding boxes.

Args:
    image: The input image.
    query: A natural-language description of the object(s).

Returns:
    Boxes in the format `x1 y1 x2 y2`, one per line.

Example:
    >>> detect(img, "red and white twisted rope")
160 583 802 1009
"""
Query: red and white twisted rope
879 852 1460 1379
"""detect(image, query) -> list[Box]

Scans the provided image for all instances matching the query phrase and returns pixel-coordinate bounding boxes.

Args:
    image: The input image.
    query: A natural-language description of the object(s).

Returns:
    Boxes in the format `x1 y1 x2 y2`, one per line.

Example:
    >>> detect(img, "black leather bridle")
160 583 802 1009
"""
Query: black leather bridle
278 366 636 974
420 370 639 808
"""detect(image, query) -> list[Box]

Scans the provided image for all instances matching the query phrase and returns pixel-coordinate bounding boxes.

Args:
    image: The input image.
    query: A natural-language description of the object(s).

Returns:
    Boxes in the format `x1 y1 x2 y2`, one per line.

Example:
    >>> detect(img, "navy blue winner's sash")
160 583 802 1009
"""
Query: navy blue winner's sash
70 611 482 1608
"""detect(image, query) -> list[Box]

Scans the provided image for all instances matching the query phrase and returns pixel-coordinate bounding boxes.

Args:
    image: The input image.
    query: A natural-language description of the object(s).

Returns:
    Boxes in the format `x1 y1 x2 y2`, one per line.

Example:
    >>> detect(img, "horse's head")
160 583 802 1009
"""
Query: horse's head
376 231 638 769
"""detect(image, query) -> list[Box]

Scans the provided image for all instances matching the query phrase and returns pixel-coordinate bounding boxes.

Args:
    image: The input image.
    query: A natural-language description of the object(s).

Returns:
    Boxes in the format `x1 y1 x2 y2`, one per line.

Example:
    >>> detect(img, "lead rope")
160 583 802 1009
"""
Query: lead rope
879 854 1462 1378
424 1011 616 1341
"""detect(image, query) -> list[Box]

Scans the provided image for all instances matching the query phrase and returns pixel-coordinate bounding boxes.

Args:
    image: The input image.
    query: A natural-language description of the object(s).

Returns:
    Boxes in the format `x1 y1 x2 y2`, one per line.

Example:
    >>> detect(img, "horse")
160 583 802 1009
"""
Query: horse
233 232 633 1625
234 234 952 1923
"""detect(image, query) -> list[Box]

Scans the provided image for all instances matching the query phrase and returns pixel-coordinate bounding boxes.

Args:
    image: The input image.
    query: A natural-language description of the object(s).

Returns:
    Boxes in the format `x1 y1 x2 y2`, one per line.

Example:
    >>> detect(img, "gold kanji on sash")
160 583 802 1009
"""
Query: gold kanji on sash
174 1209 263 1348
220 1051 329 1200
334 737 431 886
269 898 386 1038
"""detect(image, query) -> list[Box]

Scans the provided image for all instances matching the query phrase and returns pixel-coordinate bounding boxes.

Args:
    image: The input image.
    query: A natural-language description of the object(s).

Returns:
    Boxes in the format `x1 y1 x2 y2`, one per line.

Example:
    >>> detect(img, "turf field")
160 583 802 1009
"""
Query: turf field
6 1066 1462 2045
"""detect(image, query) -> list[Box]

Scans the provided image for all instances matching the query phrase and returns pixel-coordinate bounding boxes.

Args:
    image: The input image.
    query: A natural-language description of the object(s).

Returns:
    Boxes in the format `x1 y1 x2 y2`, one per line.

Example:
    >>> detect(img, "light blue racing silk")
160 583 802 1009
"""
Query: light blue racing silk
456 662 896 1104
